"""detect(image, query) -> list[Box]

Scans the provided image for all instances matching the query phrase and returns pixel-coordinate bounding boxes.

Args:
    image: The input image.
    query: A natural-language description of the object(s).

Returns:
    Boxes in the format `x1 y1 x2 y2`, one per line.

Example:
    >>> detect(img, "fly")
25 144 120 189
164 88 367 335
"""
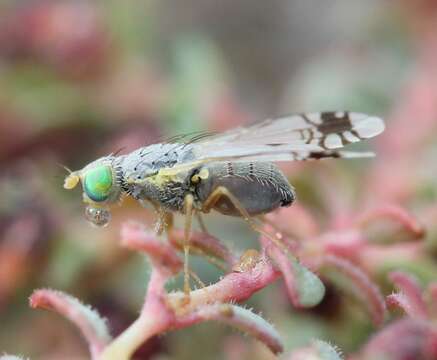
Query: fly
64 111 385 295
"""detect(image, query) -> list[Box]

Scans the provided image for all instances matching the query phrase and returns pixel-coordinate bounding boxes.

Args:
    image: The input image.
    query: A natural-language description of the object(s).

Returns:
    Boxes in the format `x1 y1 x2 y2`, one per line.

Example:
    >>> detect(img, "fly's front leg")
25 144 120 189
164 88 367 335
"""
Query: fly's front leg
183 194 194 296
201 186 288 253
145 201 174 235
156 208 174 235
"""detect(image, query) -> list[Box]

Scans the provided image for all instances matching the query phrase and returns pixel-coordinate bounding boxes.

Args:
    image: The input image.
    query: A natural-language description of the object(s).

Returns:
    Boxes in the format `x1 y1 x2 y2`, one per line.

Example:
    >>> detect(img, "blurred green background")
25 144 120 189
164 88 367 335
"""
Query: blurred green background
1 1 437 359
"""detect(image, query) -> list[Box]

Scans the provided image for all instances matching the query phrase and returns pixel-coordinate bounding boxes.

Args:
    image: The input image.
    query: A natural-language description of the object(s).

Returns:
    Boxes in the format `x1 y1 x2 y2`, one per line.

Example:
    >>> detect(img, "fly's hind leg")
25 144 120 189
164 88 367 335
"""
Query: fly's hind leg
194 213 228 270
196 213 209 234
201 186 289 253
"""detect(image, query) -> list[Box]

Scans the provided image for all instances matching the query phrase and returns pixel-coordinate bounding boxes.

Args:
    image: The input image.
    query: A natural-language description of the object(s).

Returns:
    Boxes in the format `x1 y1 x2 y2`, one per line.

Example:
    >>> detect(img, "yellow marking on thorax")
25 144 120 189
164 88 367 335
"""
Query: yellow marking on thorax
158 160 206 176
127 169 187 188
126 165 207 189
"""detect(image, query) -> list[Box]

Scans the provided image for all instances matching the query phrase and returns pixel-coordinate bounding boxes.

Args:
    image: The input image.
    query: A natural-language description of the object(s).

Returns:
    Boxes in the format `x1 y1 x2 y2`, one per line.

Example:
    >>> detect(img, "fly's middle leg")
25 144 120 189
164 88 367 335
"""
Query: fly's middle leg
183 194 194 297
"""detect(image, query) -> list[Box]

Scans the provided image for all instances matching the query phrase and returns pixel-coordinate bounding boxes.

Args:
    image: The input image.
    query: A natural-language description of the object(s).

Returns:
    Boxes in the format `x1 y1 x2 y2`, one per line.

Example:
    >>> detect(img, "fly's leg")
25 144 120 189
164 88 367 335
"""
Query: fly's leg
141 200 174 236
183 194 194 296
189 268 205 288
194 213 229 270
196 213 209 234
157 210 174 235
201 186 288 253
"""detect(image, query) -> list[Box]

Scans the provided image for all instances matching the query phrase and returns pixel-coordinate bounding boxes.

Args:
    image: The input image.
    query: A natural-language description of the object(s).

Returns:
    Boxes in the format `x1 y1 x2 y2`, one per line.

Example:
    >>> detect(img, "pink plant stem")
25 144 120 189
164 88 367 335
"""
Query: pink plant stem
122 221 281 311
320 255 386 326
265 243 301 307
169 228 238 266
120 222 182 274
167 255 281 313
428 282 437 305
99 224 284 358
356 204 425 239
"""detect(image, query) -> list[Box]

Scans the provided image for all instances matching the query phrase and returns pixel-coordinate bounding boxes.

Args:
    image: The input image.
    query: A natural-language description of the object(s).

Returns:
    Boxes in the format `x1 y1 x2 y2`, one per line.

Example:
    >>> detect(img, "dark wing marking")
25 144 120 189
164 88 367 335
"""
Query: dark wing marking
195 112 384 150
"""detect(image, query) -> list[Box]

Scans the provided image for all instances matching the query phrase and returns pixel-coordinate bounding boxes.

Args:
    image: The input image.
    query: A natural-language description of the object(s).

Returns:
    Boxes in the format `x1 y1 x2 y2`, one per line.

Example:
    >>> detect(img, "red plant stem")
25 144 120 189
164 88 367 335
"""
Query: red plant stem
120 222 182 274
167 255 281 313
320 255 386 326
265 243 301 307
169 228 238 266
100 224 284 359
98 258 281 358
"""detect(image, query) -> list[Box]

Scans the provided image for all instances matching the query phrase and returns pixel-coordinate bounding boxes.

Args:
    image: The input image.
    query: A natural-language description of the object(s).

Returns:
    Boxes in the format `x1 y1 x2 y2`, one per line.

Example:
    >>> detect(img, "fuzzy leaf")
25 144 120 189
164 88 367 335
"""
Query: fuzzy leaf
313 340 343 360
289 340 343 360
30 289 111 356
292 260 326 307
358 319 434 360
178 304 284 354
267 242 325 308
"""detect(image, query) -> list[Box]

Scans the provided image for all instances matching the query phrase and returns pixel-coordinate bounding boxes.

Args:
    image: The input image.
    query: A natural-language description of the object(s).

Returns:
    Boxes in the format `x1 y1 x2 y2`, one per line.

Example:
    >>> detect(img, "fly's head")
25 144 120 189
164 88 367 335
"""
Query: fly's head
63 156 123 227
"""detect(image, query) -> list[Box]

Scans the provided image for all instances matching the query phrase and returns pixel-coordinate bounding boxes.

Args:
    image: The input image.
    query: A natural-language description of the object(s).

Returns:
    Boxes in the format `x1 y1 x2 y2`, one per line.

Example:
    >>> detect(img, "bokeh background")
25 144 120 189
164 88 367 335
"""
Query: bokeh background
1 1 437 359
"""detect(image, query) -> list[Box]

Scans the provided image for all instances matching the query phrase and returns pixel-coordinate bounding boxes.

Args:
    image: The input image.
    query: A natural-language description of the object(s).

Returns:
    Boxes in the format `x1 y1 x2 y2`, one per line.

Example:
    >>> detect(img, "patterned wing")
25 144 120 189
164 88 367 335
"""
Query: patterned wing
190 111 384 159
156 112 385 174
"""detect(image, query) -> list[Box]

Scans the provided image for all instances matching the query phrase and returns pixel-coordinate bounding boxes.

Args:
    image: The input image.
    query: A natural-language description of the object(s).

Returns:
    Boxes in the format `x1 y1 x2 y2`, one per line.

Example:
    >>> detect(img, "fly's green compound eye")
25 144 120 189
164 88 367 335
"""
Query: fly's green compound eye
83 166 113 202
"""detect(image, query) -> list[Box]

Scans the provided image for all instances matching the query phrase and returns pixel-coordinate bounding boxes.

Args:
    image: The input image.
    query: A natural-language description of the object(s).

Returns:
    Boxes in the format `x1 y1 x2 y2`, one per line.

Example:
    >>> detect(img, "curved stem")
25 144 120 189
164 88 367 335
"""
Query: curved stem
98 316 159 360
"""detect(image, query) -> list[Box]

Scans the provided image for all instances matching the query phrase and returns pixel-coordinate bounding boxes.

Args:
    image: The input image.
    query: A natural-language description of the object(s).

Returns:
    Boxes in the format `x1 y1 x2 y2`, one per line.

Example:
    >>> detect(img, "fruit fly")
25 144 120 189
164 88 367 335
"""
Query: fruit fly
64 112 385 294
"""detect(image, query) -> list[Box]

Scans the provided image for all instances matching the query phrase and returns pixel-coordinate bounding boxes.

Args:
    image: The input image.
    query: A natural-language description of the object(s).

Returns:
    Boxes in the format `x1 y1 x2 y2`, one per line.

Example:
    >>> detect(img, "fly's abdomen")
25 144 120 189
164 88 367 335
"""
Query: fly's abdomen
196 162 295 217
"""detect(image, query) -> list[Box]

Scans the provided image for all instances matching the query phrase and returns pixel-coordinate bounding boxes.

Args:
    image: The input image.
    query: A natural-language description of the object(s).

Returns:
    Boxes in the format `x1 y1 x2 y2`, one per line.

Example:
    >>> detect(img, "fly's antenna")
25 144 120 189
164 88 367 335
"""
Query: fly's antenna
58 163 80 190
56 163 73 174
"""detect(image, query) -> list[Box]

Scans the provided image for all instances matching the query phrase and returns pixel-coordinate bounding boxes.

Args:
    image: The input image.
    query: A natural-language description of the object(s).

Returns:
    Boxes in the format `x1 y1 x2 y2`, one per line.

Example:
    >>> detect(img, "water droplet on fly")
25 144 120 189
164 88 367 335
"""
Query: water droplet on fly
85 206 111 228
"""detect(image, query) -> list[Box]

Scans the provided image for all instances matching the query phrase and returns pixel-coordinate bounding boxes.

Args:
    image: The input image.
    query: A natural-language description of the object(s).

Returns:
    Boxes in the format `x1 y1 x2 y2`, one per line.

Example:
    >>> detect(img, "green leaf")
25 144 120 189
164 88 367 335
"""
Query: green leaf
292 259 326 308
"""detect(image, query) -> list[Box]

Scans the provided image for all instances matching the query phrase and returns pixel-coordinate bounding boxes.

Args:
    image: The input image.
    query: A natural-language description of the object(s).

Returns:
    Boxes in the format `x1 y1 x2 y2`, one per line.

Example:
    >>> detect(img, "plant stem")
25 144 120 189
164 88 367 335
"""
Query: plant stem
97 316 157 360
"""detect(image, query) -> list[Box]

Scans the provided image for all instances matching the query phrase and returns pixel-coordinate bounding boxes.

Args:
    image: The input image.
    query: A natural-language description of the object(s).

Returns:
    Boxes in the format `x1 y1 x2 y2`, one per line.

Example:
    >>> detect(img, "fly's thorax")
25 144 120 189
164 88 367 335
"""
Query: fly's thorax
116 143 196 210
118 143 196 180
124 168 192 212
63 155 124 227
